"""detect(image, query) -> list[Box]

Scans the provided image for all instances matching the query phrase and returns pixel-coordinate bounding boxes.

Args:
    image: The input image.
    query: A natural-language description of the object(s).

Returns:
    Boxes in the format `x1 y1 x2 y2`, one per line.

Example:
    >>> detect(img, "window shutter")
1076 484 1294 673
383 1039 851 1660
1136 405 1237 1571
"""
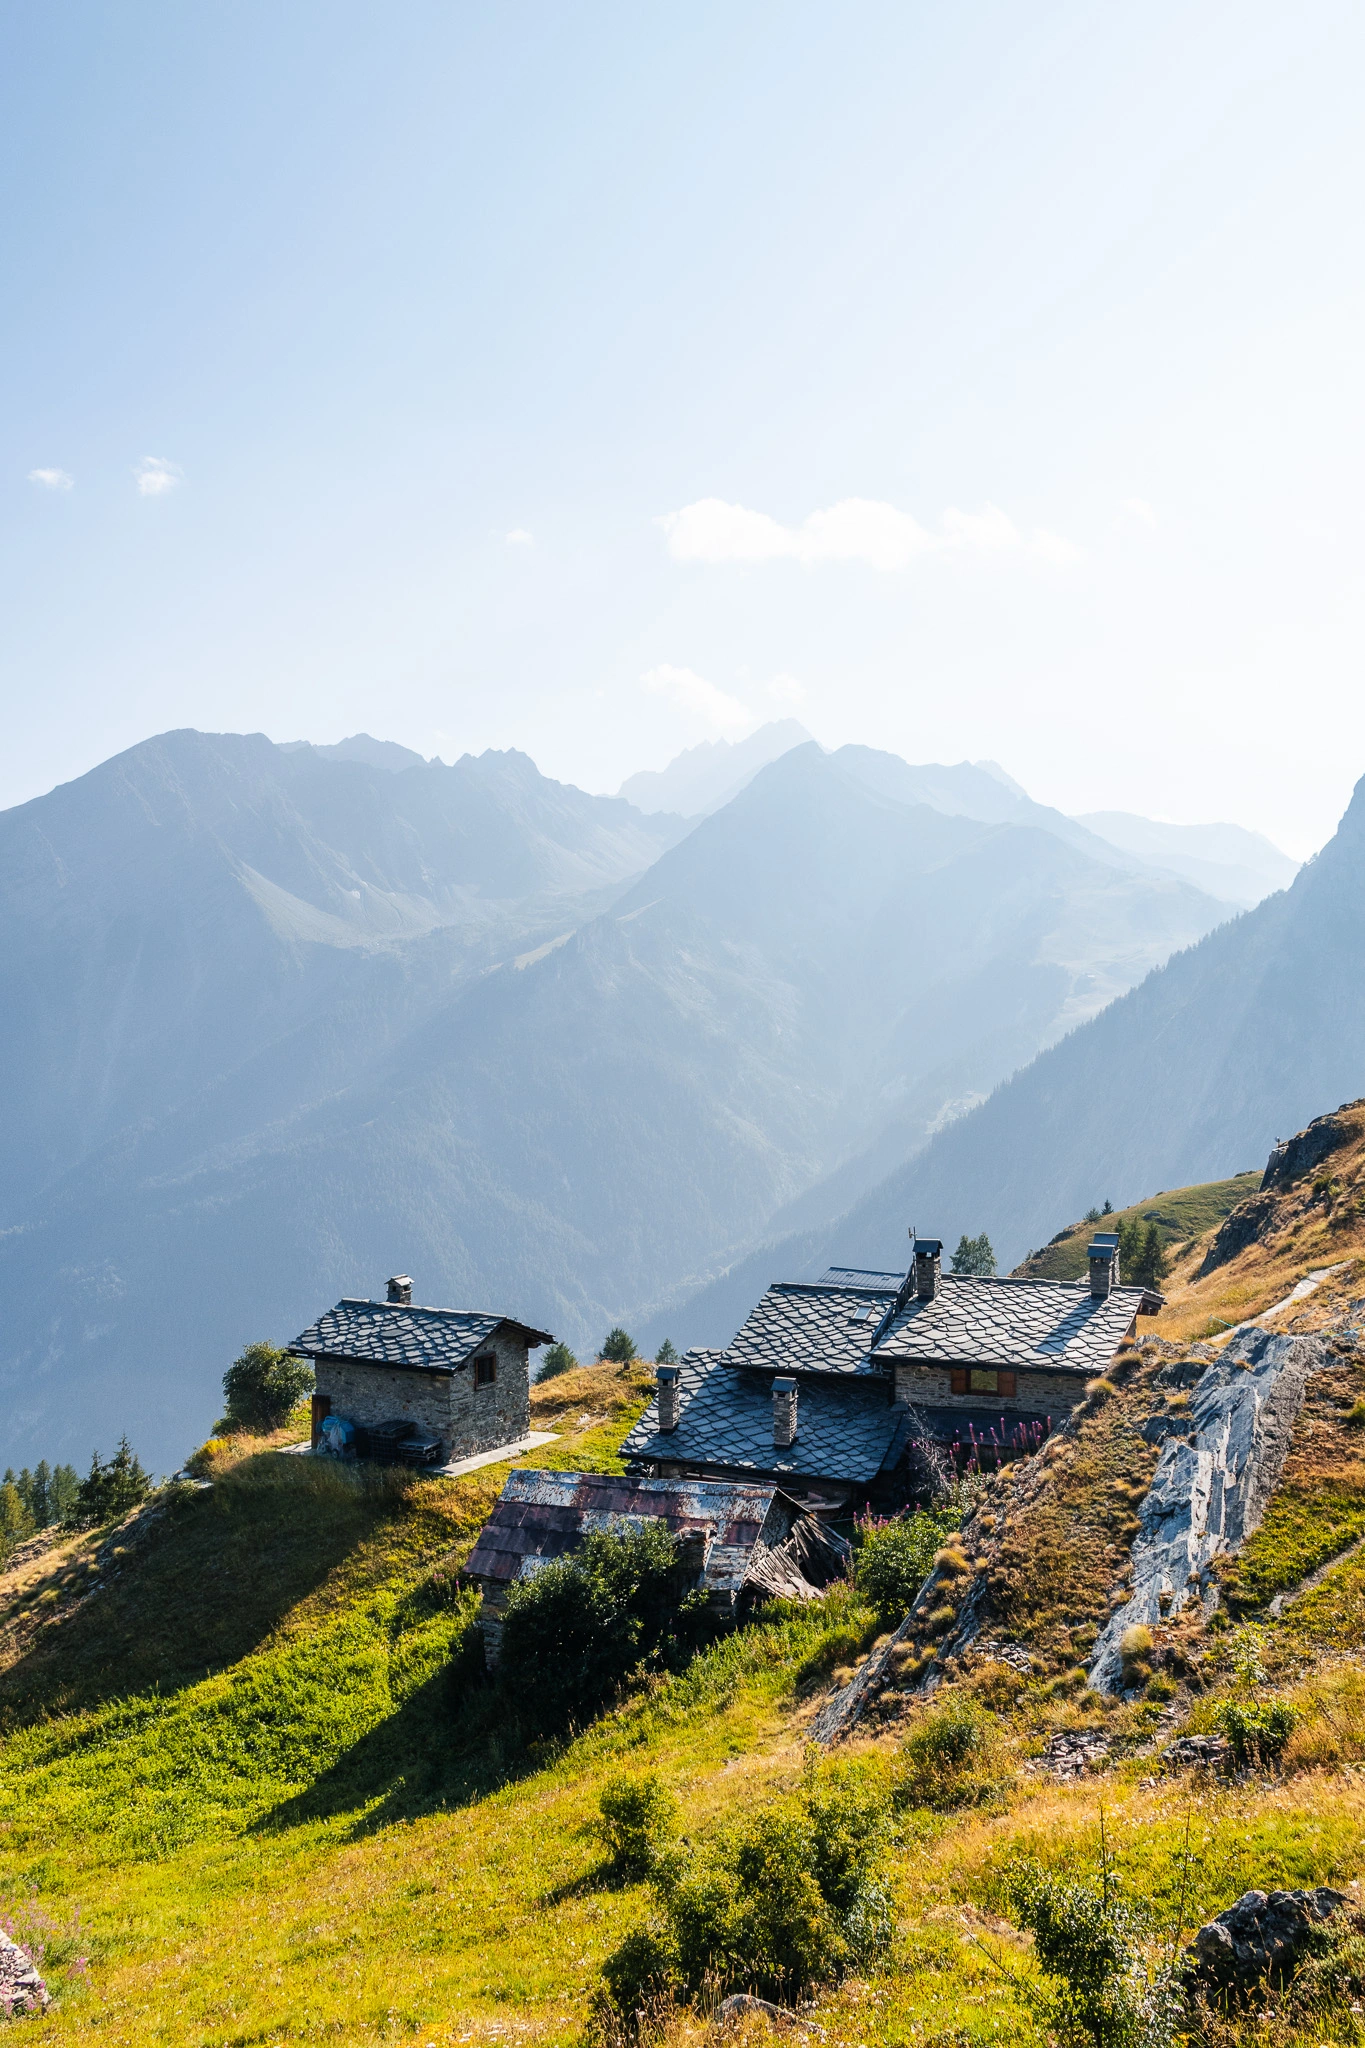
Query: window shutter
998 1370 1016 1399
950 1368 969 1395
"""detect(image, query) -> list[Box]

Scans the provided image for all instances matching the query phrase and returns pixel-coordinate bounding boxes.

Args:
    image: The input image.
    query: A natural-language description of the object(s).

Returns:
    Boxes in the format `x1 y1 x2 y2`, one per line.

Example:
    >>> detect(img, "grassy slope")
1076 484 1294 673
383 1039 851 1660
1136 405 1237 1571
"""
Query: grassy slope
11 1219 1365 2046
1012 1171 1263 1281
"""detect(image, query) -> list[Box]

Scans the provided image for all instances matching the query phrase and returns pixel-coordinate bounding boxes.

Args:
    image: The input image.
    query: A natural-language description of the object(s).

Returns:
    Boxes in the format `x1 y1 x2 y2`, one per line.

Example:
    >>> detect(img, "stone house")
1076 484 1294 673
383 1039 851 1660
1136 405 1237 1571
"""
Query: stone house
289 1274 554 1464
623 1233 1160 1507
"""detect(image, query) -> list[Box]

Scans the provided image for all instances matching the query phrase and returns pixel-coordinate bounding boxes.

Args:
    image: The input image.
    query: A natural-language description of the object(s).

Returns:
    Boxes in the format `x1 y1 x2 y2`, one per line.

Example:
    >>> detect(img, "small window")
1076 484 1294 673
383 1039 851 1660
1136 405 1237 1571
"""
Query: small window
473 1354 497 1387
968 1368 999 1394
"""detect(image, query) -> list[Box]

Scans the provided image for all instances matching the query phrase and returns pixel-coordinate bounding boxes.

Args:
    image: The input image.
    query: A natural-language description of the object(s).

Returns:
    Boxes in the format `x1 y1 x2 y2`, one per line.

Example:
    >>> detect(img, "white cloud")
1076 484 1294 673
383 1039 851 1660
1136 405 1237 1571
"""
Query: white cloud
1120 497 1157 527
766 672 808 708
505 528 533 545
658 495 1079 570
28 467 73 491
641 664 756 737
135 456 182 497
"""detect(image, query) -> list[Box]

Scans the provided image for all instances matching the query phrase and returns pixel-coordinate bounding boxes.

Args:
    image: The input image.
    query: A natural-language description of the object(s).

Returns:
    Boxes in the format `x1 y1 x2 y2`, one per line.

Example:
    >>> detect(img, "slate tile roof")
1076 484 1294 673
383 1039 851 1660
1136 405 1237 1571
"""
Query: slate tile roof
818 1266 907 1290
623 1351 909 1485
724 1280 901 1379
289 1298 554 1375
464 1469 787 1601
874 1272 1147 1376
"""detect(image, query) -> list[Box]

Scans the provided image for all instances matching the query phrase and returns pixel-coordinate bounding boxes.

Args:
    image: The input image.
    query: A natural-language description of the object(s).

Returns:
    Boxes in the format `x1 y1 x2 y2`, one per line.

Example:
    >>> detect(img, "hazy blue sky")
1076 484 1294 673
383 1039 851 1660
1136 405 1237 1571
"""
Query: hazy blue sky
5 1 1362 854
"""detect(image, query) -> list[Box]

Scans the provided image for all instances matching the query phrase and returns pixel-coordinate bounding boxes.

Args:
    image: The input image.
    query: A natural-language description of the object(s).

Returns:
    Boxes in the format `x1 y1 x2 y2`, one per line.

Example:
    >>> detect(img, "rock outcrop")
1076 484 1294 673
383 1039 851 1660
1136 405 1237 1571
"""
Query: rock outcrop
1185 1887 1348 2001
1088 1328 1323 1692
0 1929 49 2016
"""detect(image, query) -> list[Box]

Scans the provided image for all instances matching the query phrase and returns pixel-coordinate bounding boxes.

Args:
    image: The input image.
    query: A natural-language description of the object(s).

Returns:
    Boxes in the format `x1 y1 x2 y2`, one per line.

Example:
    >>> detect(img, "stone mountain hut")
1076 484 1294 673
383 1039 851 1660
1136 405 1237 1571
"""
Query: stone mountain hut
289 1274 554 1465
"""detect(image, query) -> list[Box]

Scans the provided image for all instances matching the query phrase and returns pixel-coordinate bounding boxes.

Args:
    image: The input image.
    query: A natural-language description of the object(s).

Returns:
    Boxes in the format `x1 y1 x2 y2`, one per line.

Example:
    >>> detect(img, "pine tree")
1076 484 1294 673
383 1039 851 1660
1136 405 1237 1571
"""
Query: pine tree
601 1327 637 1364
0 1480 34 1556
950 1233 997 1277
29 1460 52 1527
538 1341 578 1381
50 1464 80 1528
654 1339 679 1364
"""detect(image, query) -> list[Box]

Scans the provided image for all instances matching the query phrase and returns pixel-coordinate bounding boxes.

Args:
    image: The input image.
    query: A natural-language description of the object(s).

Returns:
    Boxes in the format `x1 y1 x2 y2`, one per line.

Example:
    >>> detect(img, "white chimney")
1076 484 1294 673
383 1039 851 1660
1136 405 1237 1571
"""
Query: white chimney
387 1274 413 1305
772 1376 798 1448
657 1363 681 1432
1088 1234 1119 1299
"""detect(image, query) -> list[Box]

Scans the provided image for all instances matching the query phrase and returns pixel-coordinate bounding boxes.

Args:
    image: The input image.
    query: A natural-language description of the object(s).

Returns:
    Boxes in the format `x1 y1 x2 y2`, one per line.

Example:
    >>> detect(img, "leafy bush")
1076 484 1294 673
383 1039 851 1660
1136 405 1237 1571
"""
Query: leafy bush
1216 1699 1298 1769
72 1437 151 1528
600 1759 892 2019
595 1774 679 1879
601 1327 637 1364
897 1698 998 1809
498 1520 711 1734
854 1510 955 1626
222 1342 314 1431
1002 1855 1173 2048
537 1341 578 1380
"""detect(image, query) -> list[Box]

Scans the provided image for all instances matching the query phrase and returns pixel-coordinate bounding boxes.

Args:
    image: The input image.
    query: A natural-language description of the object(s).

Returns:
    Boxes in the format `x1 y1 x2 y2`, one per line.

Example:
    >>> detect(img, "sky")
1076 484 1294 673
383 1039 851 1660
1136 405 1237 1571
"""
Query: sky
4 1 1363 858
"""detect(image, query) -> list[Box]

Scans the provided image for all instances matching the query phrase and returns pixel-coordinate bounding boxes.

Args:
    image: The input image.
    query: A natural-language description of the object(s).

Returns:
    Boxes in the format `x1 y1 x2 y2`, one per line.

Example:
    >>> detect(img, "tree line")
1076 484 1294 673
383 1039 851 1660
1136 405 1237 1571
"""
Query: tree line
0 1438 153 1563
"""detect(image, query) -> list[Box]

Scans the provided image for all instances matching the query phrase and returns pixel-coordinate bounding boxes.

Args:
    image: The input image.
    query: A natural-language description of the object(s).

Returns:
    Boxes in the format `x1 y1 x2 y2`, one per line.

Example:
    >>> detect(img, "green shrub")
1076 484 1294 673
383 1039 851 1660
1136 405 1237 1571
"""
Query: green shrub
1002 1856 1170 2048
498 1520 711 1735
1216 1699 1298 1769
600 1760 892 2016
595 1774 679 1878
601 1327 637 1364
897 1698 998 1810
537 1341 578 1380
222 1342 314 1431
854 1510 955 1626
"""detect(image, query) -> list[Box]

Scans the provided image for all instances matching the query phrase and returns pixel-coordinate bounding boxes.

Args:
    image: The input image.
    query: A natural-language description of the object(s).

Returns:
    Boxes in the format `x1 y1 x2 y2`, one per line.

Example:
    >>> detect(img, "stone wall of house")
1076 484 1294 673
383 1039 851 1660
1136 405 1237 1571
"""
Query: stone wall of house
316 1326 530 1459
446 1326 530 1453
893 1364 1089 1416
314 1359 457 1442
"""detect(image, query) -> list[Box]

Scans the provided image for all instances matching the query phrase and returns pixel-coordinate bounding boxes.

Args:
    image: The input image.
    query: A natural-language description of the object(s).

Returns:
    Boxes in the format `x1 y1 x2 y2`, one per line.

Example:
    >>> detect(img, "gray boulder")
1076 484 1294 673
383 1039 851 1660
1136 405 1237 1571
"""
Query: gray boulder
1185 1887 1349 1999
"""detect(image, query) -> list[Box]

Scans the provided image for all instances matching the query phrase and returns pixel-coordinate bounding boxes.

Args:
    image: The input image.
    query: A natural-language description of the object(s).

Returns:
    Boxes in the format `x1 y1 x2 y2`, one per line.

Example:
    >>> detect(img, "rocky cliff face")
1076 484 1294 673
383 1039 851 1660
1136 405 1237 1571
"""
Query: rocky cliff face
1088 1329 1323 1692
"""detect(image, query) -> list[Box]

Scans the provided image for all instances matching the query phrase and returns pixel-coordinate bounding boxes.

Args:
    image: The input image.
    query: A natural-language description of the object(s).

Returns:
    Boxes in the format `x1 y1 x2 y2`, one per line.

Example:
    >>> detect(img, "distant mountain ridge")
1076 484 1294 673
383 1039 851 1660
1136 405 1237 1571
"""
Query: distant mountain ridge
616 719 813 816
642 768 1365 1359
0 729 1236 1470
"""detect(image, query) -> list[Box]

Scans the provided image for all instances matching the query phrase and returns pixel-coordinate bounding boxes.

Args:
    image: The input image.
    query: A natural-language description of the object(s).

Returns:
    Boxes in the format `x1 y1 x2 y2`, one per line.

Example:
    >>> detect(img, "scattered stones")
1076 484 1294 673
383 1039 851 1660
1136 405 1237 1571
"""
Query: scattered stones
1031 1729 1111 1779
1163 1733 1231 1774
1185 1887 1349 2000
0 1929 49 2016
973 1639 1033 1676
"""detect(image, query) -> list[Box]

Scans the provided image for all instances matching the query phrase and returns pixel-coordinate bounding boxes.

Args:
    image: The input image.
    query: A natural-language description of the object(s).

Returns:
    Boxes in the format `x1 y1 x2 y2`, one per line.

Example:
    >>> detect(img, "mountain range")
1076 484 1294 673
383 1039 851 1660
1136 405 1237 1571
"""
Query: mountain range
0 727 1250 1470
647 769 1365 1358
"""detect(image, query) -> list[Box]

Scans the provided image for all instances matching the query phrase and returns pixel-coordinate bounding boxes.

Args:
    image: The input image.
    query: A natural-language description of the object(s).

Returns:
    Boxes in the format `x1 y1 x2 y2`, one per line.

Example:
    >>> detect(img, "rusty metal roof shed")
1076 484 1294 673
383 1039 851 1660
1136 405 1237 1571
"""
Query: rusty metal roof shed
464 1468 793 1606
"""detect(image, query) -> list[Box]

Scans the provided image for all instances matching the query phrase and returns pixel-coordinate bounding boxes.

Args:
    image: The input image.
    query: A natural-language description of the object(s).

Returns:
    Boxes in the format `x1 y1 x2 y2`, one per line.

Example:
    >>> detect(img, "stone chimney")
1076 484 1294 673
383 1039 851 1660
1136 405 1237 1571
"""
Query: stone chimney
914 1238 943 1301
656 1363 681 1432
387 1274 413 1305
1088 1234 1119 1299
772 1376 798 1448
